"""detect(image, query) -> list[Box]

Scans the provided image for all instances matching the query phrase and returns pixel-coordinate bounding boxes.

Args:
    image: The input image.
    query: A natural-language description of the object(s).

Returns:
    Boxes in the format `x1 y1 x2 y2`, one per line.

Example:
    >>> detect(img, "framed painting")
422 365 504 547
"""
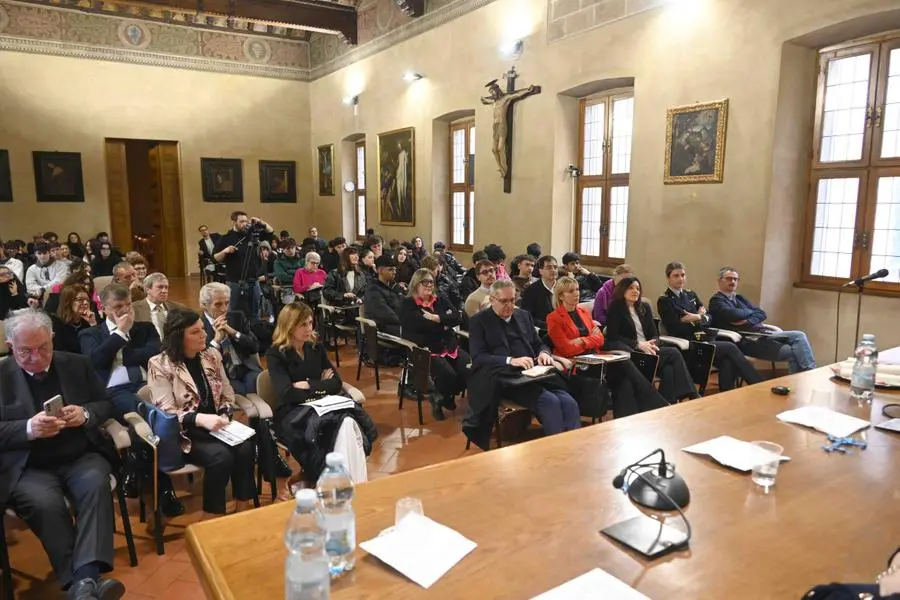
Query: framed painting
201 158 243 202
664 99 729 184
259 160 296 203
0 150 11 202
32 151 84 202
318 144 334 196
377 127 415 226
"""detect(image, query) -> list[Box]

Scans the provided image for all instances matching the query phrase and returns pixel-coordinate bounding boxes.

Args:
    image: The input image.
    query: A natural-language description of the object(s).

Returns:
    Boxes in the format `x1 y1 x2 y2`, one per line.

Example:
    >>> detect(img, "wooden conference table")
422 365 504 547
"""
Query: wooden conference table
187 364 900 599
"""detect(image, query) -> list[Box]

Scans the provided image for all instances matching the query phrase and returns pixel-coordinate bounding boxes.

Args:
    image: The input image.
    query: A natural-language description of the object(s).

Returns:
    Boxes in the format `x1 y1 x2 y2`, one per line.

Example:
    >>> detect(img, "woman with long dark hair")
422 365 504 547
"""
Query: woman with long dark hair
359 248 377 288
0 265 29 318
66 231 86 259
51 284 97 353
396 246 416 288
604 276 699 404
410 236 428 266
324 246 366 306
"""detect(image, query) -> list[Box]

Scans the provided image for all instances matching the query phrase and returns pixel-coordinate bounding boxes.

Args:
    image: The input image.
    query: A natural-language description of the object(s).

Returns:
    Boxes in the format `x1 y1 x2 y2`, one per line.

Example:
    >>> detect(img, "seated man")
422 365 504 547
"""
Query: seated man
24 242 68 300
560 252 605 301
199 282 263 394
0 309 125 599
657 262 762 391
274 238 303 286
510 253 537 303
458 249 488 303
133 272 186 339
111 261 145 302
78 283 183 516
464 259 497 318
708 266 816 373
362 254 404 336
519 254 558 329
321 237 346 273
468 280 580 437
1 240 25 281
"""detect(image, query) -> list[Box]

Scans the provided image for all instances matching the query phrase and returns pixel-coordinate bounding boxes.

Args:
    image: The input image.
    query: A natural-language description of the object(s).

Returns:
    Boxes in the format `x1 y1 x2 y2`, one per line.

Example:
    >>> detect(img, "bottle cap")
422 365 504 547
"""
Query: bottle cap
863 334 875 340
325 452 346 468
295 489 317 508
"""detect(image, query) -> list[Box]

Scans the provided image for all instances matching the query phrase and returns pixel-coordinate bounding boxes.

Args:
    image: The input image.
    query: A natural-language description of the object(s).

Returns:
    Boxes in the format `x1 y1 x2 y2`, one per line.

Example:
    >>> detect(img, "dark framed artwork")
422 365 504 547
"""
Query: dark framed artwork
664 99 729 184
32 151 84 202
318 144 334 196
201 158 243 202
259 160 296 203
377 127 415 226
0 150 11 202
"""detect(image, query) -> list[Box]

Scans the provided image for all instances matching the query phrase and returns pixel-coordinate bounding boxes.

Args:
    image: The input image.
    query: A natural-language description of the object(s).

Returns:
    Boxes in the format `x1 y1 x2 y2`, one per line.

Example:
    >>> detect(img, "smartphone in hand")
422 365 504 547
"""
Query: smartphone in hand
43 394 64 418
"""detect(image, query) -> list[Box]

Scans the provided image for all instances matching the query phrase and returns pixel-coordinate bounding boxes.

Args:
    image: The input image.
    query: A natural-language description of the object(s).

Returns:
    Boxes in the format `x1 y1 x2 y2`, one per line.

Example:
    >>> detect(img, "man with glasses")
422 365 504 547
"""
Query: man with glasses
467 280 579 442
464 259 497 318
709 266 816 373
1 309 126 599
519 255 559 329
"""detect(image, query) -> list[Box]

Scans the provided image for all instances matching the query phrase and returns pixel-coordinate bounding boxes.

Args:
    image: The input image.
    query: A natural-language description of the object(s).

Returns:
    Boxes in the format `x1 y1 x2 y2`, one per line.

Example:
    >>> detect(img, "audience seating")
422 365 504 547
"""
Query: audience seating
92 275 113 292
317 301 360 368
0 321 7 357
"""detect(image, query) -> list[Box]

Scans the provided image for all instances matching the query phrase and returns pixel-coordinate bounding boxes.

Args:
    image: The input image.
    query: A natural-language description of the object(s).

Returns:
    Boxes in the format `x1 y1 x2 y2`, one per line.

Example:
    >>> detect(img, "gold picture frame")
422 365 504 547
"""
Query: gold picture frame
377 127 415 226
663 99 729 184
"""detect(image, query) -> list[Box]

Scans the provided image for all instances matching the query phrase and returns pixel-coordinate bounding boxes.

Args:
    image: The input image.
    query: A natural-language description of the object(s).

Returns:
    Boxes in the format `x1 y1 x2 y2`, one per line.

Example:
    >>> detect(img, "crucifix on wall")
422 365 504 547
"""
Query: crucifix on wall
480 66 541 193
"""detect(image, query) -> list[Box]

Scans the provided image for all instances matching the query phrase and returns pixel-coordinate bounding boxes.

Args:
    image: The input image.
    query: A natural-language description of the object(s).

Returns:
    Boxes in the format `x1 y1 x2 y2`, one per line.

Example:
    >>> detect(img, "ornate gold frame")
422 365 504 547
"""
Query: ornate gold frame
663 99 729 184
377 126 416 226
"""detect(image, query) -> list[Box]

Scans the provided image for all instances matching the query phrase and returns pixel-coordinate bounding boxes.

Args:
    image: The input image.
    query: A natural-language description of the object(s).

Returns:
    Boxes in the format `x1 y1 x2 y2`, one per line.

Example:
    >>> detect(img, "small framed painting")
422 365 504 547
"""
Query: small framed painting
32 151 84 202
201 158 244 202
0 150 11 202
318 144 334 196
259 160 296 203
664 99 729 184
377 127 415 226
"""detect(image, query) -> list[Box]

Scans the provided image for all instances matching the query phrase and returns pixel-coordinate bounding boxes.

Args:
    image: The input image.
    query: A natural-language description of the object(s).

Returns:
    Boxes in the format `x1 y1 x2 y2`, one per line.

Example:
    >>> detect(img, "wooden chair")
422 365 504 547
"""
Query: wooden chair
92 275 113 293
355 316 409 391
465 399 532 451
317 302 359 368
0 420 138 599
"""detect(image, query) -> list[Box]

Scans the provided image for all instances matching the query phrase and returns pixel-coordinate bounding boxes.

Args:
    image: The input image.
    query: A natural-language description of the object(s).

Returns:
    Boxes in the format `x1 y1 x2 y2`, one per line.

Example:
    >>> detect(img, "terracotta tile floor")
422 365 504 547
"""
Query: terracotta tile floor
1 277 742 599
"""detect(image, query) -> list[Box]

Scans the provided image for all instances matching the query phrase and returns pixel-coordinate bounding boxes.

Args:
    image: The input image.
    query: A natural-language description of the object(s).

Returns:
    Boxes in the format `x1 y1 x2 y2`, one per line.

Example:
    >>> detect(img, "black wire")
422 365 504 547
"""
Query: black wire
623 464 692 546
882 403 900 419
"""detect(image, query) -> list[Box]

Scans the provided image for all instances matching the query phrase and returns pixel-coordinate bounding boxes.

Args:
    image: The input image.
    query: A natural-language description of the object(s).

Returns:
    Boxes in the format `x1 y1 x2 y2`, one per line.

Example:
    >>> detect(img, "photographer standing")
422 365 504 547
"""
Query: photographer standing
213 211 275 318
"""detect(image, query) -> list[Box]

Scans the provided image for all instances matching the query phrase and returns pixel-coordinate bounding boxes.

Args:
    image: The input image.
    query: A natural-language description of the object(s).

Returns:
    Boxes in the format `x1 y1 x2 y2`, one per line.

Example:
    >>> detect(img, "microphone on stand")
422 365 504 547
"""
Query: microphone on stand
842 269 889 287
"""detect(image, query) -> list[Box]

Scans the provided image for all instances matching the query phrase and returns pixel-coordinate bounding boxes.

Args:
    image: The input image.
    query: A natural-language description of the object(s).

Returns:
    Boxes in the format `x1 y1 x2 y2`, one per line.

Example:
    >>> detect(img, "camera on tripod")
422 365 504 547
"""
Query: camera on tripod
244 218 268 239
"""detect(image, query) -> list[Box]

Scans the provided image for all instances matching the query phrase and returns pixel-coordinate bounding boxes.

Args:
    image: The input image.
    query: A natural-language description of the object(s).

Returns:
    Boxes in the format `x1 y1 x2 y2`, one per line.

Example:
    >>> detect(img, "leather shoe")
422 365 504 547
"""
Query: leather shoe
274 452 293 478
121 471 138 499
68 578 97 600
97 578 126 600
441 394 458 411
159 488 185 517
430 394 445 421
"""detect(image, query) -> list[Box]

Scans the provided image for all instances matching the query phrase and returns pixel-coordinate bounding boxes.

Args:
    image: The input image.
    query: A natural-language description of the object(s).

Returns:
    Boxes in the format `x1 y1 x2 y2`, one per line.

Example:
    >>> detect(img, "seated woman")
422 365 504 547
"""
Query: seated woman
51 284 98 353
0 265 29 319
324 247 366 307
266 302 377 485
400 268 470 420
359 248 377 288
396 246 415 290
547 277 668 417
593 264 633 325
293 251 326 300
148 308 256 518
604 276 700 404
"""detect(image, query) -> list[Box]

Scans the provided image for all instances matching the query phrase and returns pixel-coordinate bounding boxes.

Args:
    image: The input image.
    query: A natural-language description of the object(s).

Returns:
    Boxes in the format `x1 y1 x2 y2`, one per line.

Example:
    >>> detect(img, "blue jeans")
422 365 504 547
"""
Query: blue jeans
227 281 261 320
107 382 144 420
230 366 262 395
771 330 816 373
517 385 581 435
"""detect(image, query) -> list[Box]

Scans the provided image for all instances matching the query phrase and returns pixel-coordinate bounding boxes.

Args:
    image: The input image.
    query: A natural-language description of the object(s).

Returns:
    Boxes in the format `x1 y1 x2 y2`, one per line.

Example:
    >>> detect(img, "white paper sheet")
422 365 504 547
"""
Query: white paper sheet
532 568 650 600
306 395 356 416
209 420 256 446
521 365 555 377
875 418 900 433
776 406 870 438
682 436 790 472
574 353 629 364
359 512 476 589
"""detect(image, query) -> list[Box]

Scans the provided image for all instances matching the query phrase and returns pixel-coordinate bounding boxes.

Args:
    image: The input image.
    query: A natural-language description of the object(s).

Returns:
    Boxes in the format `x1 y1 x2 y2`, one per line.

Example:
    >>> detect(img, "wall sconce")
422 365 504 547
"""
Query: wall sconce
500 39 524 60
402 71 424 82
566 164 581 178
343 94 359 115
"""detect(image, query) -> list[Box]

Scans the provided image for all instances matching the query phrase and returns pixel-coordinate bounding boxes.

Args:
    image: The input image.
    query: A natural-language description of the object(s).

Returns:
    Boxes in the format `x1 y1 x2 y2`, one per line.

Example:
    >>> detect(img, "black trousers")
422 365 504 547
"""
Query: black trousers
711 340 763 391
656 346 697 403
430 349 470 396
606 359 669 417
185 430 255 514
9 452 114 589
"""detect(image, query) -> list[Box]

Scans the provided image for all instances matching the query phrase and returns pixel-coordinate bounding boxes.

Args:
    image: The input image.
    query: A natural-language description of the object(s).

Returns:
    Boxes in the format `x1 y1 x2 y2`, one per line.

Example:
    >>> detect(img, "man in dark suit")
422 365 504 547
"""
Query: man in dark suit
363 254 404 336
657 262 762 391
197 224 221 281
1 309 126 599
78 283 183 516
519 255 559 329
468 279 580 436
198 282 262 394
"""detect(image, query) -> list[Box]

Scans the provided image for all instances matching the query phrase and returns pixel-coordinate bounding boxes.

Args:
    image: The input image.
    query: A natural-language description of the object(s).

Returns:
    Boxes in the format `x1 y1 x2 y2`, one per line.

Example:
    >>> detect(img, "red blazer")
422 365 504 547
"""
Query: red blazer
546 304 605 358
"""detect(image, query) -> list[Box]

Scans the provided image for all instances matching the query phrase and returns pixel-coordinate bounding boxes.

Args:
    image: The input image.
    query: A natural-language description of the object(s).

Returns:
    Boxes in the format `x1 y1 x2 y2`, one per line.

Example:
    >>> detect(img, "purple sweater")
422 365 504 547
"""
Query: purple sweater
592 278 616 324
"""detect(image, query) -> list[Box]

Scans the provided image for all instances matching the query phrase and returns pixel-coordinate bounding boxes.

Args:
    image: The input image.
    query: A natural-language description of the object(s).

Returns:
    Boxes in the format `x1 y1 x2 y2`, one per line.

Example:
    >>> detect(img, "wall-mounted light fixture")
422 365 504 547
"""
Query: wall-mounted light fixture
343 94 359 115
402 71 424 82
566 164 581 178
500 39 524 60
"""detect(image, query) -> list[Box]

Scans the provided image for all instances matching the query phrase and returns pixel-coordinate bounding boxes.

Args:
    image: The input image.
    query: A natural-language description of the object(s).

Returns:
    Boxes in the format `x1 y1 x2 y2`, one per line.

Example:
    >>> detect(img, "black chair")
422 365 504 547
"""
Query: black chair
397 344 432 426
465 399 532 451
630 351 660 383
318 303 359 367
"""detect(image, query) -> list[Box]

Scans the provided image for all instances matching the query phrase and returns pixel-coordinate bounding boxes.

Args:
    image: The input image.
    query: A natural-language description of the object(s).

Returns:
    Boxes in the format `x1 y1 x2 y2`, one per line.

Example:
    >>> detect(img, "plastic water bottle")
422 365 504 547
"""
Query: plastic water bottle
315 452 356 578
850 334 878 402
285 489 330 600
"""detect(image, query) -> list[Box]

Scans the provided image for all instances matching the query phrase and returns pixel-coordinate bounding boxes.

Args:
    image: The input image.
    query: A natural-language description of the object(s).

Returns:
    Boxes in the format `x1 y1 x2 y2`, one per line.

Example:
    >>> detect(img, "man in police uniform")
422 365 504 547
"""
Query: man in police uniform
657 261 762 392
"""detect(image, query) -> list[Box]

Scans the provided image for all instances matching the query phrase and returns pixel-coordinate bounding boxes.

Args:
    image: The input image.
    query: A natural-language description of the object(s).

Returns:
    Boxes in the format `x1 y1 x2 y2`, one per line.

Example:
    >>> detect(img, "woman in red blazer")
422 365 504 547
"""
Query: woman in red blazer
547 277 668 417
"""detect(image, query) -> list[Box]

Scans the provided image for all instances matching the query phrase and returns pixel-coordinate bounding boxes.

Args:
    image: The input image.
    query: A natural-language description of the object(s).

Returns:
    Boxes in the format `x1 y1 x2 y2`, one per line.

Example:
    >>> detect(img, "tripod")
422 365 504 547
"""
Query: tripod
234 234 261 319
833 281 866 363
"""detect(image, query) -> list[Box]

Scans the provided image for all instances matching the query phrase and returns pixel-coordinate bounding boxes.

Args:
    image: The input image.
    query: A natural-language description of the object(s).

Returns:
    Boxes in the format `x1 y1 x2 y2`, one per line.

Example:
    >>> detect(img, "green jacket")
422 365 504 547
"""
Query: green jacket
274 255 303 285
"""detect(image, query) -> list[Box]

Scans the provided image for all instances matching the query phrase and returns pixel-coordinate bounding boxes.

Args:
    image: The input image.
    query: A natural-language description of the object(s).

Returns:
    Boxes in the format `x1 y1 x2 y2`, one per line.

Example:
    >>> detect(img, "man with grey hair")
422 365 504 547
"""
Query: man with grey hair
465 279 580 447
709 266 816 373
199 282 262 394
132 272 185 339
0 308 126 599
111 261 145 303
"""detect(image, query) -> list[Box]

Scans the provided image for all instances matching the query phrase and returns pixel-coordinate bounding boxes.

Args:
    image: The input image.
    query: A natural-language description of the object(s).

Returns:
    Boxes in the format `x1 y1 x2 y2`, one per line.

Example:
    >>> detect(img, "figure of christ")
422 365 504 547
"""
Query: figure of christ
480 81 541 179
395 142 409 215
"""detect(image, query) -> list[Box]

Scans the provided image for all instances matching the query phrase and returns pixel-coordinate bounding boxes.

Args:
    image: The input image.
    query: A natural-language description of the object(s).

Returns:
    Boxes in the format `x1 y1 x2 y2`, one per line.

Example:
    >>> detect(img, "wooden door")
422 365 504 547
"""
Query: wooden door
149 142 186 277
104 140 132 253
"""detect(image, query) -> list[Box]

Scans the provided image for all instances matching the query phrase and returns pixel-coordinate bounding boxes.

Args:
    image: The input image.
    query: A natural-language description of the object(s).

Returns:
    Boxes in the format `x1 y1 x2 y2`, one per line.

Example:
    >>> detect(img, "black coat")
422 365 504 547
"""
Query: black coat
0 275 28 319
198 234 221 265
519 280 554 328
0 352 117 506
604 299 658 351
458 268 479 306
51 314 94 354
657 289 712 340
436 272 462 310
202 311 259 362
265 343 343 424
78 321 160 383
324 269 366 306
399 296 461 355
362 279 404 336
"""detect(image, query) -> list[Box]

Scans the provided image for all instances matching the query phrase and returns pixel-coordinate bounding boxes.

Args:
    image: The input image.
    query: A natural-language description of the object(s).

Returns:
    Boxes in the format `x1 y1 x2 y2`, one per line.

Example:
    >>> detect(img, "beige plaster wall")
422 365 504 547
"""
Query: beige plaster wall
0 53 312 274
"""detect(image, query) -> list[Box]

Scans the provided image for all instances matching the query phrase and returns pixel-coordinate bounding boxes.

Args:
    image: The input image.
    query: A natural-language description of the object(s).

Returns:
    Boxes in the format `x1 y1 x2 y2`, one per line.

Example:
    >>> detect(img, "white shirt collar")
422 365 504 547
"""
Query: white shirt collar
105 318 118 331
479 285 491 292
542 280 555 293
148 299 162 311
205 312 216 325
668 286 684 296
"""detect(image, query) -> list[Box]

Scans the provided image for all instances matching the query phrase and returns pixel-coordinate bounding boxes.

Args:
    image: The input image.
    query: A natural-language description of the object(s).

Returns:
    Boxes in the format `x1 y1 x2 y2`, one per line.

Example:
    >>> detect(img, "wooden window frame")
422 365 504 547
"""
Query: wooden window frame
449 120 475 252
800 35 900 294
575 91 633 267
354 140 366 240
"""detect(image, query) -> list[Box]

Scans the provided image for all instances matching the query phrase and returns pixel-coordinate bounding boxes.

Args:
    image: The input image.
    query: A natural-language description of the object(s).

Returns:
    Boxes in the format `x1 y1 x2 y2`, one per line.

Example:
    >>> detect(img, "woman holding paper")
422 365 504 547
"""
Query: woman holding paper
148 308 256 517
547 276 668 417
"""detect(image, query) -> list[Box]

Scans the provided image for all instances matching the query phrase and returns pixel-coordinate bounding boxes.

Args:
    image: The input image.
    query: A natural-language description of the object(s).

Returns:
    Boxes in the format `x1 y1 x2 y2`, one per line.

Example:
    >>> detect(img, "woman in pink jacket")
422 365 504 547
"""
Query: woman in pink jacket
292 251 326 293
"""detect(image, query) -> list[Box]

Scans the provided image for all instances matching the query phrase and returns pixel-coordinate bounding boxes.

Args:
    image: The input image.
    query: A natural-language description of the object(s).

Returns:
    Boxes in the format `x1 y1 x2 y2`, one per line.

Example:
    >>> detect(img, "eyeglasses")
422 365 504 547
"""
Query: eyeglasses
421 280 435 286
491 296 516 305
74 296 90 303
13 342 52 358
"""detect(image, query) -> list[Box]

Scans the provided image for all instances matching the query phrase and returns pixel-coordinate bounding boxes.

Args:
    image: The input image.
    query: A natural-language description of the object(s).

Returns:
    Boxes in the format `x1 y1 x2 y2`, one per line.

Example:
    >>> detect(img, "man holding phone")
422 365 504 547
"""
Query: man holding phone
0 308 126 599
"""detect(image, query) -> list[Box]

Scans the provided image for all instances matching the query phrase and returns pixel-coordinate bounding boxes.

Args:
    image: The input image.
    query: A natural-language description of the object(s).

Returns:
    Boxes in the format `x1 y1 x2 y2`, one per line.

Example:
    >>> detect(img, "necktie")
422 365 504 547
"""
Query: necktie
152 304 165 339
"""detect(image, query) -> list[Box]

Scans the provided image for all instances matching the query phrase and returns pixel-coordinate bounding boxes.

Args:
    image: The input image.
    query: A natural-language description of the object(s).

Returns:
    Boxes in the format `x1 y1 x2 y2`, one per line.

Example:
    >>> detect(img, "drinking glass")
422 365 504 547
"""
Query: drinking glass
395 497 424 526
750 441 783 491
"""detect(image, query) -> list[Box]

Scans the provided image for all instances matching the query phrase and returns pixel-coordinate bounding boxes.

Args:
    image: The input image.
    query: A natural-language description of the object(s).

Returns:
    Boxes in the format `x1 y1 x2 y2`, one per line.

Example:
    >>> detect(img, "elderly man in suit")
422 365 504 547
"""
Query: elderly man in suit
133 272 185 340
468 279 579 436
1 308 126 599
198 282 262 394
78 283 183 516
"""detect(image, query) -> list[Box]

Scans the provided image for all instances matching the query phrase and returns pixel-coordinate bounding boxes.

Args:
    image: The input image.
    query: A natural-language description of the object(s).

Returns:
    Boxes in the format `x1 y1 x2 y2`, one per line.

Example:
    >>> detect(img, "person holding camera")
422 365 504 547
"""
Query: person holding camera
212 211 275 319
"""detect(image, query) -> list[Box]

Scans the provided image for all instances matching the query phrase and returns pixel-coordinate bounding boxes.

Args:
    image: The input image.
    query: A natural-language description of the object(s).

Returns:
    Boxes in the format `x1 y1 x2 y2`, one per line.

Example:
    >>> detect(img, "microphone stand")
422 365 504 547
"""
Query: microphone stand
854 280 865 351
